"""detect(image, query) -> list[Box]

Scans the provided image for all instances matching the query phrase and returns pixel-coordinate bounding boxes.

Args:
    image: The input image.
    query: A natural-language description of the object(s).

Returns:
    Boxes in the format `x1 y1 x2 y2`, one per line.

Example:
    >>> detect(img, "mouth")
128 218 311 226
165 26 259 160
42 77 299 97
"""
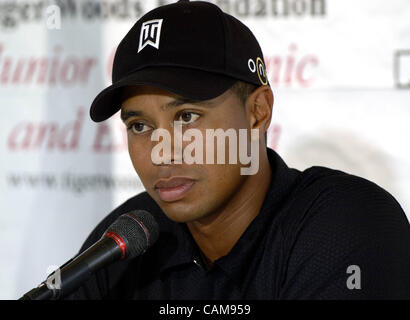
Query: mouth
154 177 196 202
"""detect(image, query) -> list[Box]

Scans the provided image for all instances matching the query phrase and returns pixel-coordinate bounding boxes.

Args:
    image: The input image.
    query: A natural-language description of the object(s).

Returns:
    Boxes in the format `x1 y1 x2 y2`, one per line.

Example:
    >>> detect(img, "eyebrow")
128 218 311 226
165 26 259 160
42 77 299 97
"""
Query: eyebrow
120 110 144 122
120 97 214 122
161 97 212 110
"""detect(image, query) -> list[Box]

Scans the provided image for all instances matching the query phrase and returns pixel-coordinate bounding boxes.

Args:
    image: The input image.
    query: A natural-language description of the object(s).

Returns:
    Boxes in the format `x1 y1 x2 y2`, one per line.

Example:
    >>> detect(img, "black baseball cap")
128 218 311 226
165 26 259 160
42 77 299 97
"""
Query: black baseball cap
90 0 269 122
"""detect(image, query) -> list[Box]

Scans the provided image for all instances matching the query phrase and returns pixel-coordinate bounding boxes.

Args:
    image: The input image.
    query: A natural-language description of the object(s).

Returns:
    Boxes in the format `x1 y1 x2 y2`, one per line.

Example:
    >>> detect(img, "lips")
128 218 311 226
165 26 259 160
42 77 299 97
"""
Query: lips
154 177 195 202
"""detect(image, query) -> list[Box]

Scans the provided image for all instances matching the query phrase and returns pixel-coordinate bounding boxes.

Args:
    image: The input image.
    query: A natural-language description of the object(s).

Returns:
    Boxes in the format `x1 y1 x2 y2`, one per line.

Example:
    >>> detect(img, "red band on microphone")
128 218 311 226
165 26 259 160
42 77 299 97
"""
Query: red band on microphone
125 213 150 248
105 231 127 260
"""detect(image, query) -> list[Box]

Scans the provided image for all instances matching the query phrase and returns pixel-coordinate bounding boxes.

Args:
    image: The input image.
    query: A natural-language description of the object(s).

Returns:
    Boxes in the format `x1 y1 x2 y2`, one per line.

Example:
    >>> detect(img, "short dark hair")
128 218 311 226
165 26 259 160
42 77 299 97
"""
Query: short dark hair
230 81 258 105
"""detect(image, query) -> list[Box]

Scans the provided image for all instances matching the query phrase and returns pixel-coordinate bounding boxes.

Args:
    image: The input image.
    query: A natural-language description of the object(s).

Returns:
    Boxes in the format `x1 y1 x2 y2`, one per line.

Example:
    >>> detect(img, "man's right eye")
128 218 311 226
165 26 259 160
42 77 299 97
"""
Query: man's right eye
127 122 152 134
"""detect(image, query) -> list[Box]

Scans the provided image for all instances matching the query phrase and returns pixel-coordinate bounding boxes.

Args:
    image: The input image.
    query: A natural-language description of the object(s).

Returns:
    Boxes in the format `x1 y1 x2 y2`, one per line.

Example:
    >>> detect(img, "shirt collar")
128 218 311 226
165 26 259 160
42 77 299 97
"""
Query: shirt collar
158 147 300 275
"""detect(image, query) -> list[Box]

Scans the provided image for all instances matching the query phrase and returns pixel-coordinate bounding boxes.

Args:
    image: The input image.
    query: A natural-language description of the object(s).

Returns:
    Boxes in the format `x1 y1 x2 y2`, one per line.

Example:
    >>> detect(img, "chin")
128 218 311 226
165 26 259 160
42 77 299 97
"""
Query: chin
158 200 210 223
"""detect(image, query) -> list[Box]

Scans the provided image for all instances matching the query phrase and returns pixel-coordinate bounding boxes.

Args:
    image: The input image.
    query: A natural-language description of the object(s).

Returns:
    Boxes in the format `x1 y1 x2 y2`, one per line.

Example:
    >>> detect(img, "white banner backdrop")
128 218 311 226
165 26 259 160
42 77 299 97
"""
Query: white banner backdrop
0 0 409 299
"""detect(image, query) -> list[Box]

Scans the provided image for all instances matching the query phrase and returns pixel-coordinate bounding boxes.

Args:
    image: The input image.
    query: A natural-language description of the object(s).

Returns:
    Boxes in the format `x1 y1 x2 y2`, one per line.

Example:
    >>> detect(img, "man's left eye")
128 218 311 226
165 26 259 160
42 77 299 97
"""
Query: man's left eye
178 111 200 124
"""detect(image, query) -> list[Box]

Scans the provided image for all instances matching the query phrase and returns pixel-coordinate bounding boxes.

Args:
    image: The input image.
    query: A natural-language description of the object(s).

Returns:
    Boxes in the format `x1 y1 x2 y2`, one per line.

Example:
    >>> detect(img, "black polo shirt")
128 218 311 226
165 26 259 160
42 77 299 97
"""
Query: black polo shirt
68 148 410 299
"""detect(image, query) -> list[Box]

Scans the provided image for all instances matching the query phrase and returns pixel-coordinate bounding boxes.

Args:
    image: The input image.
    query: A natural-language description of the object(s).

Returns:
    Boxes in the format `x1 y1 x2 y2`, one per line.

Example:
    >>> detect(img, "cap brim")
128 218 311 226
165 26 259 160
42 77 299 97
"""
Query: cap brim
90 67 237 122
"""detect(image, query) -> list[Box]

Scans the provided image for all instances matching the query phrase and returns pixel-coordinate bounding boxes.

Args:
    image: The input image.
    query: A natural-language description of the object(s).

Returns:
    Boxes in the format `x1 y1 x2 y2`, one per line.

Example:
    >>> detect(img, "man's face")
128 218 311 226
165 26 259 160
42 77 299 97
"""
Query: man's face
121 85 252 223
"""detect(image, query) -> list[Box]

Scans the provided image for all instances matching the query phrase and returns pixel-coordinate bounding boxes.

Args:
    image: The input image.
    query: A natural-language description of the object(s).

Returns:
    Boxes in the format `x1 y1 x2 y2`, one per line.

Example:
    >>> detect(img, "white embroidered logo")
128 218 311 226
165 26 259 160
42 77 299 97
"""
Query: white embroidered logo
138 19 163 53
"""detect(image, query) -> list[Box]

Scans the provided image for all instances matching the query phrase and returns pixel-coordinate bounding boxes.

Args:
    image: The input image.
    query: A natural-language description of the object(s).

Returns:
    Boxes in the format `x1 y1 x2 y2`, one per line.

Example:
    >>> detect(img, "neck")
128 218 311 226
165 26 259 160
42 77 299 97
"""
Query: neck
186 149 272 264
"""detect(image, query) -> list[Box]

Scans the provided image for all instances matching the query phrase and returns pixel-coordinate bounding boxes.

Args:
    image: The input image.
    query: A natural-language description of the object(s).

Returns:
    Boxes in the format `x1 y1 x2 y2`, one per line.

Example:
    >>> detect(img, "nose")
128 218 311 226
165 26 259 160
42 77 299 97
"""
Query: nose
151 121 184 165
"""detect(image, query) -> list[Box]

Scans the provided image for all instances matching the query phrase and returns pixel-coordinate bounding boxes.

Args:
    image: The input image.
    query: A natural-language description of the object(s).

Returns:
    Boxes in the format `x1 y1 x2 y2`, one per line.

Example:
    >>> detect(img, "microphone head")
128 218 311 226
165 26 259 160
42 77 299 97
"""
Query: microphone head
103 210 159 260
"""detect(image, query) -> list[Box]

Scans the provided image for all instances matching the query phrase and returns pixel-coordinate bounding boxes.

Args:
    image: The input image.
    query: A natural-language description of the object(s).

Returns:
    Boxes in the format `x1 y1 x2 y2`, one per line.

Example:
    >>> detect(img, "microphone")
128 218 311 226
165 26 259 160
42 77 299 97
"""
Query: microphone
19 210 159 300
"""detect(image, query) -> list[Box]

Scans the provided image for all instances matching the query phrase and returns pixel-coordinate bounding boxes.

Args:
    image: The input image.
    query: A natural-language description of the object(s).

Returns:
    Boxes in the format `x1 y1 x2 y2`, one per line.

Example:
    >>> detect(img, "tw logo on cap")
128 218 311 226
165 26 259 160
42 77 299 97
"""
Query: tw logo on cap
138 19 163 53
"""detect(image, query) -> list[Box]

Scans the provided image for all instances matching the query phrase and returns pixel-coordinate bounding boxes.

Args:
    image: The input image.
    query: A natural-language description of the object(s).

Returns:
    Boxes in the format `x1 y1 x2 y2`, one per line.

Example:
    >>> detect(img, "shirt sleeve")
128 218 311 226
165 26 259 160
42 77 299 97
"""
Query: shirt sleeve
279 174 410 300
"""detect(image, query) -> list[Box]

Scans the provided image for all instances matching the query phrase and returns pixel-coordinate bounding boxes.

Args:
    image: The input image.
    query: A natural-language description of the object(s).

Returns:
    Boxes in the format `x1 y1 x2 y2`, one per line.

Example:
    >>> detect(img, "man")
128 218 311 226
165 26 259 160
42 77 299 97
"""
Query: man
69 0 410 299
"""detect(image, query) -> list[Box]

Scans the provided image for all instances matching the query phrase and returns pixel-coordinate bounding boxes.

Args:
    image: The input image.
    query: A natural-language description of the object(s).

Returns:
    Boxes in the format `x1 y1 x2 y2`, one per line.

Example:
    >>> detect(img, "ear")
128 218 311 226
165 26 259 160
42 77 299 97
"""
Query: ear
246 85 274 134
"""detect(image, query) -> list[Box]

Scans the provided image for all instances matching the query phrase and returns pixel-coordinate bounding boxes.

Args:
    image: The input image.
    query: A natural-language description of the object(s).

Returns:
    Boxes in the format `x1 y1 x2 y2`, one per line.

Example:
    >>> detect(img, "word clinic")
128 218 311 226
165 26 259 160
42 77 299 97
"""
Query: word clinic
150 122 260 176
